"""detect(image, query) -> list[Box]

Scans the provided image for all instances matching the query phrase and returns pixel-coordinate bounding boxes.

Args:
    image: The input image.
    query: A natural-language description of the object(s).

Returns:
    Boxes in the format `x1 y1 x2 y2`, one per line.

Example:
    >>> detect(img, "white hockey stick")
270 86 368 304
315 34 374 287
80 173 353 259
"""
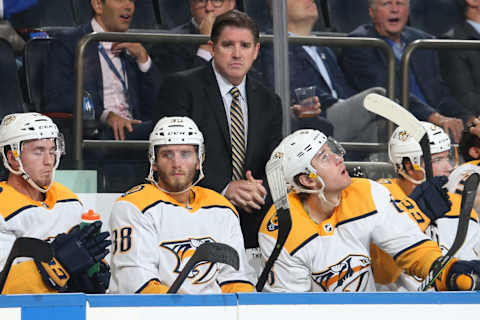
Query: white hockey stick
256 150 292 292
363 93 433 180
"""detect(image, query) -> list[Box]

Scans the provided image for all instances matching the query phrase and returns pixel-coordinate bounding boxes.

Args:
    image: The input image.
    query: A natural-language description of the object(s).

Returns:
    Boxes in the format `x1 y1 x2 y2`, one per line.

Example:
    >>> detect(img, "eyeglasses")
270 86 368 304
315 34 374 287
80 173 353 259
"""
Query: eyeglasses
312 138 346 169
192 0 226 8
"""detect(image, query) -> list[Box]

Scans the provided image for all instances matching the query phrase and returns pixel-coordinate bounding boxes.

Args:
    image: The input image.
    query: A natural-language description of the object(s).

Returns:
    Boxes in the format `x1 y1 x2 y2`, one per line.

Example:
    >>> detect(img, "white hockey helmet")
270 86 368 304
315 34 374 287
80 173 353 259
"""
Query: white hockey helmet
268 129 345 205
389 121 451 183
147 116 205 189
0 112 64 192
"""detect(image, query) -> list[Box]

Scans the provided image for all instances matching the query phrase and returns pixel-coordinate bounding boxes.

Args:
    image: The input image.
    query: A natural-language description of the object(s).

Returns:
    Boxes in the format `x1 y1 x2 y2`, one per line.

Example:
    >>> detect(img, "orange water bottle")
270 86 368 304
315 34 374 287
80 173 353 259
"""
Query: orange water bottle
80 209 101 277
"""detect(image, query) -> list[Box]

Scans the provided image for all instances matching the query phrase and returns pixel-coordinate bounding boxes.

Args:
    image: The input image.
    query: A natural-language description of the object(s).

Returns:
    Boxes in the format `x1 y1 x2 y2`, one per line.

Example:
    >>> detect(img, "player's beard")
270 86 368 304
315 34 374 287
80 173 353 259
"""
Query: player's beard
157 168 197 193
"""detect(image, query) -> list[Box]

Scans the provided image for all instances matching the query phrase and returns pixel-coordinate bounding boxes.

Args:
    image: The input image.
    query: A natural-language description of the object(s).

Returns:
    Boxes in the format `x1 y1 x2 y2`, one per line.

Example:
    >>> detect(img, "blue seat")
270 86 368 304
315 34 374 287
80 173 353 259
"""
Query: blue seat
326 0 371 33
409 0 462 36
9 0 76 29
0 39 28 119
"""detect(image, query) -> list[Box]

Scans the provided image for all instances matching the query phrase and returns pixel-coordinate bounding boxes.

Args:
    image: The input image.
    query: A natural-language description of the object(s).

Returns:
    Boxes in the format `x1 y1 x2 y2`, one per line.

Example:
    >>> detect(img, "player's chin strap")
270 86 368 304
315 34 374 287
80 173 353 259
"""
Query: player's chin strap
295 172 340 208
398 167 426 185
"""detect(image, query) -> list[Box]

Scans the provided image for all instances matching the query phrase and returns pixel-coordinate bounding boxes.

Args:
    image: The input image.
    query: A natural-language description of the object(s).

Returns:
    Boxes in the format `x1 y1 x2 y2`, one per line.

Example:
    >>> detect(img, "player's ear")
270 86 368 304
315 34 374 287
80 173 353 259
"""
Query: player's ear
469 147 480 160
298 173 316 189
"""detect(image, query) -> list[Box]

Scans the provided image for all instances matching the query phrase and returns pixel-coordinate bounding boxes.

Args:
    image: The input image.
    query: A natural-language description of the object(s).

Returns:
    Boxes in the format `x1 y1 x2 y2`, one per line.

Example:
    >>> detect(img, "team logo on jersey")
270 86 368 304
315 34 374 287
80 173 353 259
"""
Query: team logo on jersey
312 254 370 292
160 237 218 285
267 214 279 232
323 223 333 233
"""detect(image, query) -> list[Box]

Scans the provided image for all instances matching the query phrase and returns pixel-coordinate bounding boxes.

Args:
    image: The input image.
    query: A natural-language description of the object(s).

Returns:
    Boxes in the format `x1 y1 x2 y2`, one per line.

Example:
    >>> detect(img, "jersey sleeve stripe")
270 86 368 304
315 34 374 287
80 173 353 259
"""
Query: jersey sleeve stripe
393 238 430 260
218 279 254 287
135 278 162 293
290 233 319 256
56 199 81 204
336 210 378 227
4 205 37 221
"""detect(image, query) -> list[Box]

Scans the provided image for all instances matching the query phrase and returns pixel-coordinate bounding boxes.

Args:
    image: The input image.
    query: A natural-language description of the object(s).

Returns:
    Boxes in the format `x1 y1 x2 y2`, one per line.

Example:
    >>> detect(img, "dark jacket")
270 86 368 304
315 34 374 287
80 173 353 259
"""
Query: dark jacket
342 24 473 121
439 21 480 116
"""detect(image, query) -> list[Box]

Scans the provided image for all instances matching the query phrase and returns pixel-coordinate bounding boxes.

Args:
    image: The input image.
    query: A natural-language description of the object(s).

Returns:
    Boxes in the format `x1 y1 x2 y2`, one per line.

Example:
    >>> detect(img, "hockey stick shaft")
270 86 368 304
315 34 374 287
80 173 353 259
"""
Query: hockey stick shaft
167 242 239 294
363 93 433 180
418 172 480 291
0 237 53 293
256 152 292 292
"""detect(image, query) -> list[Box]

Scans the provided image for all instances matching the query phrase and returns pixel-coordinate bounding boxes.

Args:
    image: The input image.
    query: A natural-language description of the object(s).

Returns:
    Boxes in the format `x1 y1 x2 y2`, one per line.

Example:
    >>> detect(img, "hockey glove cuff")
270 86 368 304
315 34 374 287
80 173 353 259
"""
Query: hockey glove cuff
435 258 480 291
409 176 451 221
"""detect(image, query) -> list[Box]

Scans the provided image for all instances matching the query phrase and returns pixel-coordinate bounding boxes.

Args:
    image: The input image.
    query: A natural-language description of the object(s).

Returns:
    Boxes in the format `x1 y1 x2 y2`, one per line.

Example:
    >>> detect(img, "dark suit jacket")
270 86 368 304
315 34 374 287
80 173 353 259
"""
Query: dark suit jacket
342 24 473 122
262 44 356 118
154 63 283 248
439 21 480 116
149 21 208 77
44 23 161 122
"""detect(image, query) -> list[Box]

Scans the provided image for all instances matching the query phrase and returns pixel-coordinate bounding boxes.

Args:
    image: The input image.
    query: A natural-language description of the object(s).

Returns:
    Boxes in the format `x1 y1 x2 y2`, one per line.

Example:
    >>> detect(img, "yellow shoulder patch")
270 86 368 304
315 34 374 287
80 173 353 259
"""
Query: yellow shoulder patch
117 184 165 213
50 182 80 202
335 178 377 223
190 187 238 216
447 192 479 221
0 182 37 220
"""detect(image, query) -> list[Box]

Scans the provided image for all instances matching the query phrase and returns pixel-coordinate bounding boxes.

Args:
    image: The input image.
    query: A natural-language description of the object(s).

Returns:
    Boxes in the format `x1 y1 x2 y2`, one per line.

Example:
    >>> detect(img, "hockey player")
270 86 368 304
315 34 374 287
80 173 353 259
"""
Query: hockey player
372 122 480 291
109 116 255 294
447 118 480 213
0 112 111 294
258 128 480 292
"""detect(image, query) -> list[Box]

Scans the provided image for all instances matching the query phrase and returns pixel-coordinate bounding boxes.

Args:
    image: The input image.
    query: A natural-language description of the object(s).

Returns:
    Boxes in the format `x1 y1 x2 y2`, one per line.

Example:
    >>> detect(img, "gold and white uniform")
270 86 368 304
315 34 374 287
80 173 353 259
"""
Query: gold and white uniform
109 184 255 294
373 178 480 291
258 178 442 292
0 181 84 293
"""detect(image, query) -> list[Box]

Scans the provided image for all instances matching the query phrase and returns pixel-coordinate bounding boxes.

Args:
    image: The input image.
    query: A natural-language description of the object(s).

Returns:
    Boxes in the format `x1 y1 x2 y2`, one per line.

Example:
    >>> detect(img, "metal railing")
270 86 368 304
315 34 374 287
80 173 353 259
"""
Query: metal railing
73 32 396 163
401 39 480 109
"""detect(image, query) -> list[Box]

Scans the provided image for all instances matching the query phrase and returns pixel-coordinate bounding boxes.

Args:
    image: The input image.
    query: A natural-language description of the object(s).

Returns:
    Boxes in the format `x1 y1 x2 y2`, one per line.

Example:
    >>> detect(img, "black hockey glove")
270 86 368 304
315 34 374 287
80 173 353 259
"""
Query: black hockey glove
67 260 111 293
409 176 451 221
52 221 111 275
436 259 480 291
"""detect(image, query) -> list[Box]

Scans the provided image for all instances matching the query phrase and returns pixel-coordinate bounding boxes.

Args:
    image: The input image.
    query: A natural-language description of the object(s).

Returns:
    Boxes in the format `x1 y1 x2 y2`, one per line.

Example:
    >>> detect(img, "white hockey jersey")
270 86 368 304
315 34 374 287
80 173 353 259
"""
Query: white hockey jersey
373 178 480 291
0 181 84 293
109 183 255 294
258 178 442 292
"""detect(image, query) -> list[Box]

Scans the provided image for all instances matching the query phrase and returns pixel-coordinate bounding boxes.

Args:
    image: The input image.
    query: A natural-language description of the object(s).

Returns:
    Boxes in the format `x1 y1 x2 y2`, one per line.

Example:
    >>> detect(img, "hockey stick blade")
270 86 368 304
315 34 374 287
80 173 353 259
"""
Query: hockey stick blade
418 172 480 291
256 151 292 292
167 242 239 293
0 237 53 293
363 93 433 180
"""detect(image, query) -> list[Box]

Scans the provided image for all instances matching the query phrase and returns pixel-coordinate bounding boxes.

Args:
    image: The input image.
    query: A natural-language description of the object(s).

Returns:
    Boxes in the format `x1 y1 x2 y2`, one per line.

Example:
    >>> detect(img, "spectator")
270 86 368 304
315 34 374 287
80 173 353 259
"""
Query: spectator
154 10 283 274
439 0 480 116
342 0 475 143
0 112 111 294
45 0 162 140
372 122 480 291
110 116 255 294
261 0 385 143
258 128 480 292
150 0 235 76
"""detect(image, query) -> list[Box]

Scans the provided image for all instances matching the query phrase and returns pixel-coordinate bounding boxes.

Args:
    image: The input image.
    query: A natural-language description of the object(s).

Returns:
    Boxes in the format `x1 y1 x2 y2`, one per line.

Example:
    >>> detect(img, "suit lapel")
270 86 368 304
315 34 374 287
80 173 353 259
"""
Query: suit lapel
204 65 231 150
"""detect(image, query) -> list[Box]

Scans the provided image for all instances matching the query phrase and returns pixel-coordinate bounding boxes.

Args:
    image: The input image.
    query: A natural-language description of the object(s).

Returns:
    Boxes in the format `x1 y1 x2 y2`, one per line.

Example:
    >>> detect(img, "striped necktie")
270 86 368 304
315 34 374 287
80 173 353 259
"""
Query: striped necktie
229 87 245 181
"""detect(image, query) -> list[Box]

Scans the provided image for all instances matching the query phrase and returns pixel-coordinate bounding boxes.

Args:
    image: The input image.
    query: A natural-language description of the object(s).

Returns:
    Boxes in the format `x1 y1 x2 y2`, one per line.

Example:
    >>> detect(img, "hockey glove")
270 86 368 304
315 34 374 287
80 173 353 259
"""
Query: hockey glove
409 176 451 221
52 221 111 275
67 260 111 294
436 259 480 291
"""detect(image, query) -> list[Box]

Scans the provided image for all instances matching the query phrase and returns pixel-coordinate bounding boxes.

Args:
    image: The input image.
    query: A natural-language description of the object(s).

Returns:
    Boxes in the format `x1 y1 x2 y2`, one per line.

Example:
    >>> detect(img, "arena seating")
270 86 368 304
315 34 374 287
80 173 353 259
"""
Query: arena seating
409 0 463 37
326 0 371 33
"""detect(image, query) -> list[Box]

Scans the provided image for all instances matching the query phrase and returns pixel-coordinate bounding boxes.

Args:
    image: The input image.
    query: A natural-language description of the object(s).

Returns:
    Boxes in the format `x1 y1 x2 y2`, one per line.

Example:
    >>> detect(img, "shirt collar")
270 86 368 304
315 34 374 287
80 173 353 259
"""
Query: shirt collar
467 19 480 34
212 61 246 100
91 18 113 49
